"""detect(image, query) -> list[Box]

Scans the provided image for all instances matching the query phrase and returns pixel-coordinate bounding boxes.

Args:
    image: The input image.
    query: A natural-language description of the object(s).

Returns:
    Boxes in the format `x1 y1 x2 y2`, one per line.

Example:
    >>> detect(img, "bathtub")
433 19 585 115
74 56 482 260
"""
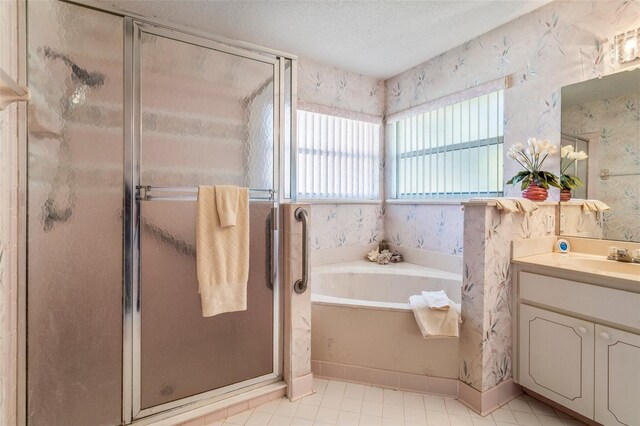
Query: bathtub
311 260 462 383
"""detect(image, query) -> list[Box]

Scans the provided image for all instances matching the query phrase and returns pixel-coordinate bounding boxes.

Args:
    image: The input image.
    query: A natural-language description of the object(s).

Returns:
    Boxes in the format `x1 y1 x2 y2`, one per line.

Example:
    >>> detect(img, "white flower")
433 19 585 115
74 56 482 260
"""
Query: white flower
507 150 518 159
561 145 574 158
511 142 524 152
574 151 588 161
526 138 540 153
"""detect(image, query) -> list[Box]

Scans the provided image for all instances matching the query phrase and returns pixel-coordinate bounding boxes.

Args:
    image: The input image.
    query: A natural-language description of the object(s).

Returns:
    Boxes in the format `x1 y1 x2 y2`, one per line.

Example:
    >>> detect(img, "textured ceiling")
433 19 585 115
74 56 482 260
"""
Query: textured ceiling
97 0 552 79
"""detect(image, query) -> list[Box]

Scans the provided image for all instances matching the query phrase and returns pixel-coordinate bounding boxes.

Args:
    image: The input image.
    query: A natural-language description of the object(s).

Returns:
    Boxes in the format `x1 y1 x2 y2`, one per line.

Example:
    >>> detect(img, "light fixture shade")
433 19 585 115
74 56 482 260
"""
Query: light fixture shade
611 28 640 67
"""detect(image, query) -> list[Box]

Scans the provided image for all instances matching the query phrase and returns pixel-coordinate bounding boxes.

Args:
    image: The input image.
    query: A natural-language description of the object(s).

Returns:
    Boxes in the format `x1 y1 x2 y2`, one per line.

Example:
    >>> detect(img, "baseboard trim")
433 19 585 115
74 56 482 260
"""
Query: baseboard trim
288 373 314 401
457 379 522 416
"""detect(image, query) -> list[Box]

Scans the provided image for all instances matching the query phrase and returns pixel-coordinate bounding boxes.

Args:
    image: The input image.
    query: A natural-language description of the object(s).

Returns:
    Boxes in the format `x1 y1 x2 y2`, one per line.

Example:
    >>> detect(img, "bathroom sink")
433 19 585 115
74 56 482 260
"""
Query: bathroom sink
559 256 640 276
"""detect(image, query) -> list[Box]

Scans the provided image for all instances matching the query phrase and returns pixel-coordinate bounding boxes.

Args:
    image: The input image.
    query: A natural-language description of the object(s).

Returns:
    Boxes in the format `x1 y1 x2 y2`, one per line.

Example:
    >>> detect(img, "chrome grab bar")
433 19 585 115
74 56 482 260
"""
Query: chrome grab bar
293 207 309 294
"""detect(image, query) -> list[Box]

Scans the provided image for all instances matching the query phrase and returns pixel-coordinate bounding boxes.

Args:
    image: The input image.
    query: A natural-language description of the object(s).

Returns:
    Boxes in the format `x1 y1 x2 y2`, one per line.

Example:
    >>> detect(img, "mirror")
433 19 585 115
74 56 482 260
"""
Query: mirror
560 68 640 242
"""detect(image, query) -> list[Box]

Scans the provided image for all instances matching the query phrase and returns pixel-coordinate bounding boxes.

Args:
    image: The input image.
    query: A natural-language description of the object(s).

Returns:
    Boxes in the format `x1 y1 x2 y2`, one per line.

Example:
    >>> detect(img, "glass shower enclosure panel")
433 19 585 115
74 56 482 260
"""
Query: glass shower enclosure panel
27 1 124 424
135 24 279 413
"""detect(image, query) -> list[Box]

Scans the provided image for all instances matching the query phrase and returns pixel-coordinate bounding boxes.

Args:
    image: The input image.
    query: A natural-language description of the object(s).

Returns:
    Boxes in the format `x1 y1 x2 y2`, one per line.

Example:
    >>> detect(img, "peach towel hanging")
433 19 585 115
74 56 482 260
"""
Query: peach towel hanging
196 185 249 317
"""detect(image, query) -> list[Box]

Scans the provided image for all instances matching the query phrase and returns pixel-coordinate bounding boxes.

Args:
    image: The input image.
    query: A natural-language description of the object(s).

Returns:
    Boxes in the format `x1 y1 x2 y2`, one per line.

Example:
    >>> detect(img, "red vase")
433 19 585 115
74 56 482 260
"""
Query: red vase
522 182 548 201
560 189 571 202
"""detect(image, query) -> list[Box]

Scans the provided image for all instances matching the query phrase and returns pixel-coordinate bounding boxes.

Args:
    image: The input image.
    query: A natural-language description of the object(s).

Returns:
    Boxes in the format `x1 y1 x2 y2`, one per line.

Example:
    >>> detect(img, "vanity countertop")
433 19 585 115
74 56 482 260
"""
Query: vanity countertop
513 252 640 289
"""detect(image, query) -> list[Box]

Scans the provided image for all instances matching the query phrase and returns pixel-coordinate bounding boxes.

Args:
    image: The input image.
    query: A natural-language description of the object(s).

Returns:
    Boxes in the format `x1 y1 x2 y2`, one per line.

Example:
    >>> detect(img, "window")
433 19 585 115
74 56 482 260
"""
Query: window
296 109 380 200
388 89 504 198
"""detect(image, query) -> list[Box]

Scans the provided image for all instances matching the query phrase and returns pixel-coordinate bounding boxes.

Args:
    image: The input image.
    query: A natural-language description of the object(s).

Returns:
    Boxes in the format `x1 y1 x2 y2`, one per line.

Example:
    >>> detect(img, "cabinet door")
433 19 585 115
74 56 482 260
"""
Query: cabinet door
595 325 640 426
519 304 594 419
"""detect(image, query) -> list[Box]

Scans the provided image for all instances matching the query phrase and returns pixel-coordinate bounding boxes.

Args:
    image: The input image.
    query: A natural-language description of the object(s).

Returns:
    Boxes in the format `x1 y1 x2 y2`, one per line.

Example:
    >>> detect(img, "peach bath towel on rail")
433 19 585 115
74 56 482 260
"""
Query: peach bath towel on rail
196 185 250 317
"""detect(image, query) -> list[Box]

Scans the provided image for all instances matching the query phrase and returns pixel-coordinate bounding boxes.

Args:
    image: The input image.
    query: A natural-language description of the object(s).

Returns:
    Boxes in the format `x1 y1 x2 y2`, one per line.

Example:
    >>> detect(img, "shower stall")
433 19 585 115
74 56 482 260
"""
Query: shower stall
25 0 295 423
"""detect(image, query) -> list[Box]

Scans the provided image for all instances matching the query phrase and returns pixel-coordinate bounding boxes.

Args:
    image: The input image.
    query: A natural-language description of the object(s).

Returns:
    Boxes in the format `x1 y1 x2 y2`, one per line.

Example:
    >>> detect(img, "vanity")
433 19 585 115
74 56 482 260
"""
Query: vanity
512 248 640 425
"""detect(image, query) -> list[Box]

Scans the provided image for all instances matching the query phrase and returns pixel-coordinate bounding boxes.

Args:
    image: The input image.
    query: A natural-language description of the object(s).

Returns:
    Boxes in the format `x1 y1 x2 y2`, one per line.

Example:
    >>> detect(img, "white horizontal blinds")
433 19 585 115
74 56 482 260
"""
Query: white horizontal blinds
297 110 380 199
392 88 504 198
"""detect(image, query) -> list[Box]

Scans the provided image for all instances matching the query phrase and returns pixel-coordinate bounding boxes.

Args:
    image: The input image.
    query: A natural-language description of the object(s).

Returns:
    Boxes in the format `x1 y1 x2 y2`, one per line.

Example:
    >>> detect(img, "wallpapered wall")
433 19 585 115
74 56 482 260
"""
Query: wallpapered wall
562 93 640 241
461 204 556 392
297 58 387 252
384 0 640 200
383 0 640 392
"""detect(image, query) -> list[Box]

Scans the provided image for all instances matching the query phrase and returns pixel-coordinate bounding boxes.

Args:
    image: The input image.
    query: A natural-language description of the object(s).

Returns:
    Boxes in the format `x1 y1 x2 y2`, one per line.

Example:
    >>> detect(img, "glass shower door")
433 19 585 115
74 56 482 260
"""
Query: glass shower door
133 23 281 416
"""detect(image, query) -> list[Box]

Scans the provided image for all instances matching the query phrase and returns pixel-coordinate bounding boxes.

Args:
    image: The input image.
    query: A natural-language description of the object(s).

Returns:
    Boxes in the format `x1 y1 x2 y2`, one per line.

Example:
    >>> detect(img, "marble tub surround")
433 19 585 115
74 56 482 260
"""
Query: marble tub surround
390 244 463 275
309 243 379 267
282 204 314 401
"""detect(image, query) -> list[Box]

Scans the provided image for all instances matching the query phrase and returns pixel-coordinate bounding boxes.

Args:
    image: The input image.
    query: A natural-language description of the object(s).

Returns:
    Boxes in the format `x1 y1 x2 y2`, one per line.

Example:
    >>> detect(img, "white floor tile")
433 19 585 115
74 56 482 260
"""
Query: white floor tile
245 410 273 425
341 398 363 414
337 410 361 425
361 401 384 417
359 414 383 425
403 393 425 410
225 408 254 425
512 411 541 426
444 400 469 416
302 393 324 407
448 414 473 426
490 407 517 424
364 387 384 403
526 402 556 417
535 415 564 426
470 418 495 426
382 404 404 420
426 410 450 425
383 390 404 406
326 381 347 397
276 401 301 417
507 399 533 414
268 414 293 425
404 407 427 423
423 398 447 413
344 384 366 400
291 418 314 426
295 404 320 421
382 417 406 425
314 379 329 395
316 407 340 425
321 395 344 410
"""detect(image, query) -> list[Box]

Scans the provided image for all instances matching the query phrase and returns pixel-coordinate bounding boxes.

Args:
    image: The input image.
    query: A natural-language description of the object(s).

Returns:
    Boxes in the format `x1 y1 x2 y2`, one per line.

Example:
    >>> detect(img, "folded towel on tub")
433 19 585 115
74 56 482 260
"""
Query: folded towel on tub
409 294 461 338
421 290 451 311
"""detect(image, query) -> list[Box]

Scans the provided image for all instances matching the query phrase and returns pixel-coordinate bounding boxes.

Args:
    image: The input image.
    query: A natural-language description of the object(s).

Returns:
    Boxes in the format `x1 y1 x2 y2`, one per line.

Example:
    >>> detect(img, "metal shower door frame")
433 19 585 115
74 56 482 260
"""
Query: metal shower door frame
124 18 285 423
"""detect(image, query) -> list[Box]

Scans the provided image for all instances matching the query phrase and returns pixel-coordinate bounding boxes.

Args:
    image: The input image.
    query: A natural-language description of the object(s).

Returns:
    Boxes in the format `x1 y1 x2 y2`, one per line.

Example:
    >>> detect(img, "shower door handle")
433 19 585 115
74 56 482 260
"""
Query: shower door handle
293 207 309 294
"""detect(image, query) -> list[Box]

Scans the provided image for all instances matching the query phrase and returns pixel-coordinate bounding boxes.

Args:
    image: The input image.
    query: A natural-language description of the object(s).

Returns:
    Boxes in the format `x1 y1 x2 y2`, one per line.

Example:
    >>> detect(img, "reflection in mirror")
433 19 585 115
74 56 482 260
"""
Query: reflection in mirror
561 68 640 243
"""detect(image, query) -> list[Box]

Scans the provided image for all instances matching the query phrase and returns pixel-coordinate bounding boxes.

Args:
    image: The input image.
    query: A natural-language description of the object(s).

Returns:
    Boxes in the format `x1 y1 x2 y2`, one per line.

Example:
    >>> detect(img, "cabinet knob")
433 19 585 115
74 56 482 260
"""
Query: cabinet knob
599 332 610 341
577 326 588 336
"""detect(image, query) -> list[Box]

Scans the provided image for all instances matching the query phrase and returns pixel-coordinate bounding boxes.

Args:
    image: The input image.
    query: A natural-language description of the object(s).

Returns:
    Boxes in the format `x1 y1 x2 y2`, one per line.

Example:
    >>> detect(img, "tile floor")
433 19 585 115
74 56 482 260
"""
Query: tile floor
210 379 586 426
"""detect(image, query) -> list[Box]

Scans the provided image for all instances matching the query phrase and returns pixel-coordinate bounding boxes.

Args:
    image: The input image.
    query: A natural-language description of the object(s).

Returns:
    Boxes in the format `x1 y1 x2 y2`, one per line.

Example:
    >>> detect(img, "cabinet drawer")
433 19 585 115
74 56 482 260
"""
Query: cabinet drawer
520 272 640 331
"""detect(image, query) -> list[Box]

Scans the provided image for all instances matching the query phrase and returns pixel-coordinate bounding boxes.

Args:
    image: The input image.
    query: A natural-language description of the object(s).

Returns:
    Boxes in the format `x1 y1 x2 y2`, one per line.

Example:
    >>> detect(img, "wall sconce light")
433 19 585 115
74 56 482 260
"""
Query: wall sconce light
610 28 640 67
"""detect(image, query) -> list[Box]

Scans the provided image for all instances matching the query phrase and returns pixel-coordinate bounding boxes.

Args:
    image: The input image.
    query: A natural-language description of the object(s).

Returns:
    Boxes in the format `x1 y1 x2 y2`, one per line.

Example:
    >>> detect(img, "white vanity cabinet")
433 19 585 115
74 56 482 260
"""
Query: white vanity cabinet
595 325 640 425
515 270 640 425
519 304 594 418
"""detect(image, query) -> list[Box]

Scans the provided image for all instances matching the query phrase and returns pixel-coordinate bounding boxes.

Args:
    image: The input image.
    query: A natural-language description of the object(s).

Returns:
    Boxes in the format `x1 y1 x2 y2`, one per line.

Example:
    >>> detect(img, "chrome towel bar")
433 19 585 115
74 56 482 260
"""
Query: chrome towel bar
600 169 640 180
136 185 276 201
293 207 309 294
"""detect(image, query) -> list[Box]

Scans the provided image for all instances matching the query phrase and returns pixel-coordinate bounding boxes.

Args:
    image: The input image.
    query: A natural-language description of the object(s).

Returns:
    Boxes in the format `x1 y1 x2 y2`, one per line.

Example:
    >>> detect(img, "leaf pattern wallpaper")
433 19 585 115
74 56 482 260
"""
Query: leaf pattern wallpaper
461 204 556 391
299 0 640 394
384 0 640 200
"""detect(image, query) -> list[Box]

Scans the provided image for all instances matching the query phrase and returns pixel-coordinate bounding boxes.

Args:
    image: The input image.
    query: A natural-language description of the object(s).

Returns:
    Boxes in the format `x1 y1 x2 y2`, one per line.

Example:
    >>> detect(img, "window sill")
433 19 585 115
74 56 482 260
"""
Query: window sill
298 199 383 205
385 198 467 206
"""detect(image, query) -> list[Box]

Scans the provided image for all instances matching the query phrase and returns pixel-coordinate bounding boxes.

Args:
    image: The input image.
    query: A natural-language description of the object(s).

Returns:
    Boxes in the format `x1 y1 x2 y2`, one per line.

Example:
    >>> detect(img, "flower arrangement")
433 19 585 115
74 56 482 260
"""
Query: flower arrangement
560 145 587 200
506 138 561 200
